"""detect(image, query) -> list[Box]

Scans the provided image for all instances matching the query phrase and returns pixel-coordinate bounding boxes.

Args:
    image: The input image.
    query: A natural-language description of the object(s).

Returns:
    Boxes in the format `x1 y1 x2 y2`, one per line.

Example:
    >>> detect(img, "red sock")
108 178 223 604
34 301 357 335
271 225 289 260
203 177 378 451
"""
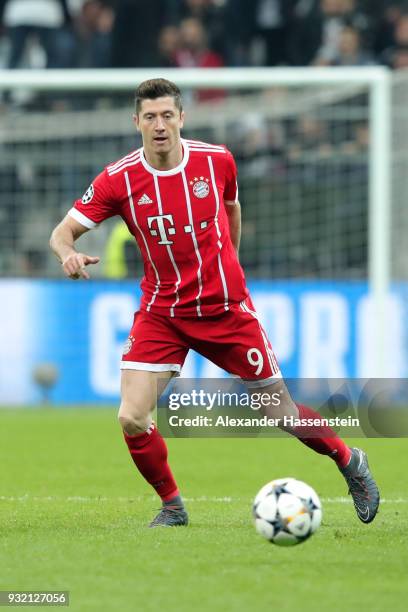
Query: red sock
123 423 179 502
290 404 351 467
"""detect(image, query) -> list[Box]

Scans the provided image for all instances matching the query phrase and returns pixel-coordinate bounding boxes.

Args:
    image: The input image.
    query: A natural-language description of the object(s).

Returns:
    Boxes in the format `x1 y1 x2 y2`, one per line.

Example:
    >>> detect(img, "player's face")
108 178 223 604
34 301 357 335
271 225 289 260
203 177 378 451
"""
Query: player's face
134 97 184 158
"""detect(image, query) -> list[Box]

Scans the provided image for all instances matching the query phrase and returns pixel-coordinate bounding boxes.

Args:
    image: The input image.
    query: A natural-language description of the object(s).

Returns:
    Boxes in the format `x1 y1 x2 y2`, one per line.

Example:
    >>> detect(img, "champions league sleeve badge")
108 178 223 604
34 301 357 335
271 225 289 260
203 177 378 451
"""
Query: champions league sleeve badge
81 184 94 204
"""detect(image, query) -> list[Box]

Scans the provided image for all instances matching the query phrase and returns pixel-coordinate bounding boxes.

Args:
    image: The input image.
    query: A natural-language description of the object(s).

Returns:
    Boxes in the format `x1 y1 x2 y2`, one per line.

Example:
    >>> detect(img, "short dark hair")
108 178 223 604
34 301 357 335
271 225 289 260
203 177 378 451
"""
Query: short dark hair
135 78 183 115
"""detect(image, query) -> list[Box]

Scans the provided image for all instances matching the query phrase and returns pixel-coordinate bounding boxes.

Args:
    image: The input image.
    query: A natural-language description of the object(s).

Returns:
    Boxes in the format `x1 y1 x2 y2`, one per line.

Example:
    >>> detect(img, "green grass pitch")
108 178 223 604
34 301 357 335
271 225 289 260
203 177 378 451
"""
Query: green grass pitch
0 408 407 612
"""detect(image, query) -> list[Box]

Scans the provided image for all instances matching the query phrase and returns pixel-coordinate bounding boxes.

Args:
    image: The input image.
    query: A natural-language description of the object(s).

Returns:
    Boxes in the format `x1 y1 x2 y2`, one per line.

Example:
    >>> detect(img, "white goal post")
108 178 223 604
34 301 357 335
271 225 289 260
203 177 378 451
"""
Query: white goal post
0 66 391 376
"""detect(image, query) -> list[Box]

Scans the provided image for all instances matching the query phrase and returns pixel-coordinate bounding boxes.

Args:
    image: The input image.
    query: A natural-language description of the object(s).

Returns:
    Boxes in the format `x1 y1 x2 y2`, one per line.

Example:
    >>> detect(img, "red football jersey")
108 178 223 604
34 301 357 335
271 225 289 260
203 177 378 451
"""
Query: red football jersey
69 138 249 317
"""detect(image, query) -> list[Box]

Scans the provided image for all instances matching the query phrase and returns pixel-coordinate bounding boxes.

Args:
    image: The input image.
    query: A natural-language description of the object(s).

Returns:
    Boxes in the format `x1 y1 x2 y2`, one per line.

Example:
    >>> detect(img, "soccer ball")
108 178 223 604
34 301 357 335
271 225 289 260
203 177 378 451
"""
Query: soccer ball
253 478 322 546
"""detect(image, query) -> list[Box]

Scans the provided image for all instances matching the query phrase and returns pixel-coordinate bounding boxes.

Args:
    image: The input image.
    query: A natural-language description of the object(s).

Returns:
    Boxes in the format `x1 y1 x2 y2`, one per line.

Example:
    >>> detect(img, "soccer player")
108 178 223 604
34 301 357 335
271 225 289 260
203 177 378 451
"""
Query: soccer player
50 78 379 527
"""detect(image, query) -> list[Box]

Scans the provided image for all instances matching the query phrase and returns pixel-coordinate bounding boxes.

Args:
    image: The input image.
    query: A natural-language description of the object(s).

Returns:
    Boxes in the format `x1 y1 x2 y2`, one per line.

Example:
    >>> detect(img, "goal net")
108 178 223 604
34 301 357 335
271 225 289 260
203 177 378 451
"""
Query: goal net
0 67 389 283
0 67 396 381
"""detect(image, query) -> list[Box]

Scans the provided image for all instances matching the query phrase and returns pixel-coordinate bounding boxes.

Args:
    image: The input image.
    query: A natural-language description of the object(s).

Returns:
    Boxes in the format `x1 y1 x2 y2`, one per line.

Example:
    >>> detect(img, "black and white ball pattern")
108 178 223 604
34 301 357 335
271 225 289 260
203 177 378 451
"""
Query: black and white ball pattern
253 478 322 546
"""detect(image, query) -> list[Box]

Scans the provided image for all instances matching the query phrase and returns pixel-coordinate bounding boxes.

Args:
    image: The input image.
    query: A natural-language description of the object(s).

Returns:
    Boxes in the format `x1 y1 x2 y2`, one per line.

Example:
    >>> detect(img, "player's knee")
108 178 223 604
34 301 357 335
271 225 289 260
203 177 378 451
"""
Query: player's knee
277 396 298 419
257 384 298 419
118 406 150 435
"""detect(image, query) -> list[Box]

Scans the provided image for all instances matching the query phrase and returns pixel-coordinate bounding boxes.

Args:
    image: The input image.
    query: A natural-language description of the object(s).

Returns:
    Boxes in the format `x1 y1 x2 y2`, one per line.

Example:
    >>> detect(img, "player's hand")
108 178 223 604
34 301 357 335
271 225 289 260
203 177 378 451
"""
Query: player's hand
62 253 100 280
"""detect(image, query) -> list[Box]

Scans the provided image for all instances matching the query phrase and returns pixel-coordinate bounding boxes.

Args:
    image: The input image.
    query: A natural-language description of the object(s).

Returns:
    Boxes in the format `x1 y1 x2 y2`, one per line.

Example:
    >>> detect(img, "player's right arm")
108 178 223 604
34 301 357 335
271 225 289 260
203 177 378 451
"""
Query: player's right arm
50 168 116 279
50 215 100 280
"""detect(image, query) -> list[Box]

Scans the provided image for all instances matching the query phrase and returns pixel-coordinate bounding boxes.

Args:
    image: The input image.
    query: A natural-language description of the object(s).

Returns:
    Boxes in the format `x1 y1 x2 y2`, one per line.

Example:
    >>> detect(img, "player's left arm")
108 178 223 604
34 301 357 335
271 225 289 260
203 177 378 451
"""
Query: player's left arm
224 200 241 256
223 149 241 256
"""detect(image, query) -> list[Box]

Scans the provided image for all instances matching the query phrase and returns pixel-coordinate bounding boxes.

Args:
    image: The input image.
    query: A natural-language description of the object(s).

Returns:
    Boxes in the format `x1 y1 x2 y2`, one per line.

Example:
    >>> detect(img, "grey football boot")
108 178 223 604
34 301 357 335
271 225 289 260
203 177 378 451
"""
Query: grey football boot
149 505 189 528
339 447 380 523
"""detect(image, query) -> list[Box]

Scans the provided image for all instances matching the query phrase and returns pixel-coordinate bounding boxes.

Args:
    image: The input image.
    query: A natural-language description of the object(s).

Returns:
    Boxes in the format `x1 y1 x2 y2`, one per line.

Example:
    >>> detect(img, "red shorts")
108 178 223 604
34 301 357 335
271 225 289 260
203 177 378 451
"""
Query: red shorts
121 297 281 387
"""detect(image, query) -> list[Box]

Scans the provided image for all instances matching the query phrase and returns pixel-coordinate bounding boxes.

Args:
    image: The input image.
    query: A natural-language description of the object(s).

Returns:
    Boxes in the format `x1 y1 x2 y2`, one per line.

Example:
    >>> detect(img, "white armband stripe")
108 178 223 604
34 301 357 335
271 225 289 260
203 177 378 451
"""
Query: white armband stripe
68 208 98 229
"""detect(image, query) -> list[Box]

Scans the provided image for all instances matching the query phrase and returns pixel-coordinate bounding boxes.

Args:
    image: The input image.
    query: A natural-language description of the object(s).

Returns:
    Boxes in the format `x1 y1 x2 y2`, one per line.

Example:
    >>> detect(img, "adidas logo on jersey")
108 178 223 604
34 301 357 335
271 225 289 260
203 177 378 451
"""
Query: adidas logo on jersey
138 194 153 205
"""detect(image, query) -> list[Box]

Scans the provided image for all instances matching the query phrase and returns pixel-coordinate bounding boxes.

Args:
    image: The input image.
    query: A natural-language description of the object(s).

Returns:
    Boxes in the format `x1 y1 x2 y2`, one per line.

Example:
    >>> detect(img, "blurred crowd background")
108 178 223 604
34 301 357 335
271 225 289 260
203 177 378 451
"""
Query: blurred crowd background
1 0 406 281
1 0 408 71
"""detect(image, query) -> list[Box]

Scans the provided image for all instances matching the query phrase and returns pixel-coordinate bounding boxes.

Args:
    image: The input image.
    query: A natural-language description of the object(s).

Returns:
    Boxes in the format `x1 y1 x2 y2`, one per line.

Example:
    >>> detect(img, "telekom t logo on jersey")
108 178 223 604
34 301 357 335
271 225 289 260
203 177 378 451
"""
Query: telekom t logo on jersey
148 215 176 245
148 214 209 245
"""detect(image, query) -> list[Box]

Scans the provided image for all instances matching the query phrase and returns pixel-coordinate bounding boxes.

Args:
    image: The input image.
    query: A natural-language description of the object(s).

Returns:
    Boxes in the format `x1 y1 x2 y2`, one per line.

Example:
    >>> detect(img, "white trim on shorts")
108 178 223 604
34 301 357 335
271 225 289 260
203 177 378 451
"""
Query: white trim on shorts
242 373 283 389
120 361 181 373
239 299 281 377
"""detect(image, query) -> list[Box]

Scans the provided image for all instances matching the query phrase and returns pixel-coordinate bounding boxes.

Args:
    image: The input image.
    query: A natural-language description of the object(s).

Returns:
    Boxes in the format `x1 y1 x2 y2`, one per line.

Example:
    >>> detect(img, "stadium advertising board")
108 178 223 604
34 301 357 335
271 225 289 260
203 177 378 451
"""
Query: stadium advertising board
0 280 405 405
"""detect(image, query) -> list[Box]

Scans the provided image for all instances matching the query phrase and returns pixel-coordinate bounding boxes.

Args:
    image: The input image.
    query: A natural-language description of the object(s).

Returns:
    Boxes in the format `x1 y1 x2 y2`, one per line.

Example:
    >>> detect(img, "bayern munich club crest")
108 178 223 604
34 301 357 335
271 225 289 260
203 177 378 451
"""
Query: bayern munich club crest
81 183 94 204
190 176 210 199
123 335 134 355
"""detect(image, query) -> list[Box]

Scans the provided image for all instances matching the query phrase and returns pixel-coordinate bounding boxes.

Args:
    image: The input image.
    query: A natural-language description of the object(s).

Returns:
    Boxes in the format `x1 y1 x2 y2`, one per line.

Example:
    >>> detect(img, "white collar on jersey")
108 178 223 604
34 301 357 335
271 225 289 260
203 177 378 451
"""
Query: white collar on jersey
140 138 190 177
